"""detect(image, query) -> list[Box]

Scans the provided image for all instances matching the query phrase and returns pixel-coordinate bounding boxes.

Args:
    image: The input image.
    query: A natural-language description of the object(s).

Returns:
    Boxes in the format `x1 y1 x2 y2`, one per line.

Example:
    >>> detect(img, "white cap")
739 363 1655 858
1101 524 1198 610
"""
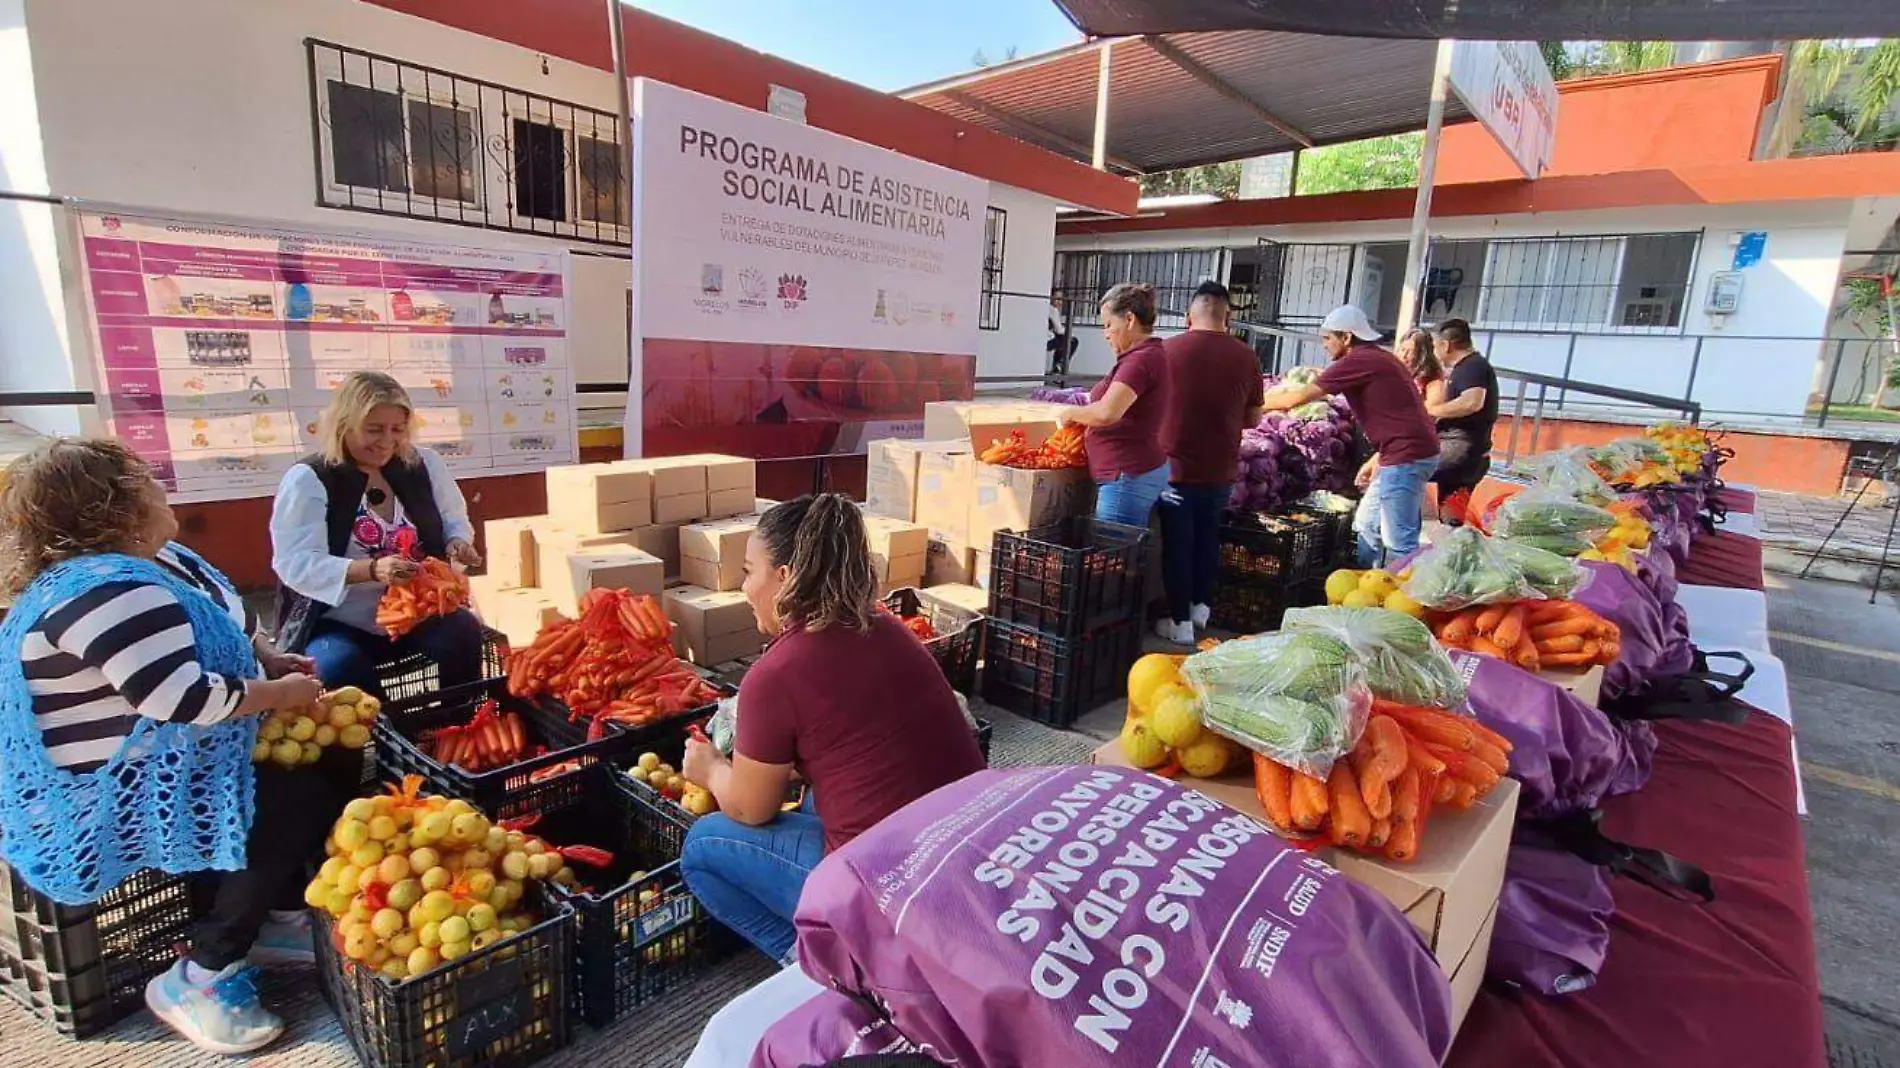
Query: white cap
1320 305 1381 342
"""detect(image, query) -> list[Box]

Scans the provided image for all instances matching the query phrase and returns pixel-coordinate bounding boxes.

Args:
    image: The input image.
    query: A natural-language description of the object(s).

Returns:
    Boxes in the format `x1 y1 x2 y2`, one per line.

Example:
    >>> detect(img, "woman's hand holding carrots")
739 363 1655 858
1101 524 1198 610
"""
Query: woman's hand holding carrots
376 557 469 638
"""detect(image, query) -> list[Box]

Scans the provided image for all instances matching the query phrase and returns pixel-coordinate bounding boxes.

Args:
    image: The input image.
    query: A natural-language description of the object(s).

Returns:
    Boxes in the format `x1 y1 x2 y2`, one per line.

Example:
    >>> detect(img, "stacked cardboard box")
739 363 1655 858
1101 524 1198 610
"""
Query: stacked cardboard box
680 515 758 593
862 515 928 594
664 585 764 666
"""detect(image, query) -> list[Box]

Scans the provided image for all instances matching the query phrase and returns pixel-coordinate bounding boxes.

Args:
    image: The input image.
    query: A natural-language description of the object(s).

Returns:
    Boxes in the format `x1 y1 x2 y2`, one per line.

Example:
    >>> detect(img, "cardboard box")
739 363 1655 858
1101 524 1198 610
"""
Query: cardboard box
969 464 1092 550
924 537 977 588
755 497 779 514
862 515 928 580
972 548 992 591
1539 664 1605 708
541 544 664 614
919 582 988 616
680 516 757 592
913 450 975 545
546 464 654 534
922 401 1070 452
664 585 764 665
483 516 540 588
706 486 754 519
1446 903 1498 1036
628 523 683 578
691 454 758 495
1090 739 1516 971
618 456 708 499
482 586 564 648
467 572 507 621
655 491 710 525
866 439 923 521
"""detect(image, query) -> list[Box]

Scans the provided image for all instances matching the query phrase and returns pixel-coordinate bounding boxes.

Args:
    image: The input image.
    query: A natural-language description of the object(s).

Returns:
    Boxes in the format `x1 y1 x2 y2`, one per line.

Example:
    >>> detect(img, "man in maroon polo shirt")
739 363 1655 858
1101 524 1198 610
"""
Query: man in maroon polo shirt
1262 305 1439 566
1155 281 1265 644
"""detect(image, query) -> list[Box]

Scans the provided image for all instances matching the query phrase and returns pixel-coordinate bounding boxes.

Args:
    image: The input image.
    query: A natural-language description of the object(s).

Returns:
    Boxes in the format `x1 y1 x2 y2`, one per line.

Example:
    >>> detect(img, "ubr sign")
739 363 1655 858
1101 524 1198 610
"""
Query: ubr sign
1448 41 1558 181
626 78 987 459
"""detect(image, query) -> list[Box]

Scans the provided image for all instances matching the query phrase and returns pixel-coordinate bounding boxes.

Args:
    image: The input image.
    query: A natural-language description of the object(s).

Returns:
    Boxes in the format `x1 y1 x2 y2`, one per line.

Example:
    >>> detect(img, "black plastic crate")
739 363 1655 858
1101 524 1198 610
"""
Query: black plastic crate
0 862 196 1038
374 679 638 822
982 616 1139 728
314 882 573 1068
527 769 735 1028
884 587 984 694
377 625 511 704
1207 576 1326 635
1218 511 1328 584
1296 505 1359 570
988 518 1147 638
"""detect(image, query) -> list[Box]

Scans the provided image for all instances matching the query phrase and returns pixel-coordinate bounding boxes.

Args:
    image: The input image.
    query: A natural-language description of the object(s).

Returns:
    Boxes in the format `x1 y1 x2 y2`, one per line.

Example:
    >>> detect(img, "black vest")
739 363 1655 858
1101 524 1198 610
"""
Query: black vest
275 452 450 653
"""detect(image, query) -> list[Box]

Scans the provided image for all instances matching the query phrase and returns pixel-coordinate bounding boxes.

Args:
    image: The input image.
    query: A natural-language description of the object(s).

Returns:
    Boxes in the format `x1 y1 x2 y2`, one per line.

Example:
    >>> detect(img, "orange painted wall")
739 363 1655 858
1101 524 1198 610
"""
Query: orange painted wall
1489 416 1847 496
363 0 1136 216
1437 57 1782 185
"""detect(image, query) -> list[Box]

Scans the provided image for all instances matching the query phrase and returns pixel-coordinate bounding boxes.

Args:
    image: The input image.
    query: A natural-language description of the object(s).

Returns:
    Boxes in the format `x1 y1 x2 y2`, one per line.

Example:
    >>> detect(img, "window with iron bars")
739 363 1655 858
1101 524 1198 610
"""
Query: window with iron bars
307 40 628 245
980 206 1007 331
1425 231 1702 334
1054 248 1221 330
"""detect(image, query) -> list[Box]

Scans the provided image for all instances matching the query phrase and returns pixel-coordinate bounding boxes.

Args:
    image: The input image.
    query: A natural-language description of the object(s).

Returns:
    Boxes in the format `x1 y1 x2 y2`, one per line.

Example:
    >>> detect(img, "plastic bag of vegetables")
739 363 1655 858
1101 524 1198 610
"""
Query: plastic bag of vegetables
1403 527 1545 609
1179 632 1372 780
1493 488 1617 556
1282 606 1468 709
1490 536 1590 600
1519 448 1616 506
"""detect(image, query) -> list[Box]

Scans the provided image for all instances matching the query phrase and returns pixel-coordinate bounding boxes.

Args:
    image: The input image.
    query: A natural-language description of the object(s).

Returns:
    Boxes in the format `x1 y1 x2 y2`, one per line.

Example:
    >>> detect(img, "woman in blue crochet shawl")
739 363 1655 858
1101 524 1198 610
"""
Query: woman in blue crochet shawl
0 439 337 1055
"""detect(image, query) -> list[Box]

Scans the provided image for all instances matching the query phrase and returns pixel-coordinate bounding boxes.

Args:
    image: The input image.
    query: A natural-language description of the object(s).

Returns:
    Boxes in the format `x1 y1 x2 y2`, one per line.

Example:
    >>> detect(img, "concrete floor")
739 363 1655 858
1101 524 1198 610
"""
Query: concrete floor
1767 573 1900 1062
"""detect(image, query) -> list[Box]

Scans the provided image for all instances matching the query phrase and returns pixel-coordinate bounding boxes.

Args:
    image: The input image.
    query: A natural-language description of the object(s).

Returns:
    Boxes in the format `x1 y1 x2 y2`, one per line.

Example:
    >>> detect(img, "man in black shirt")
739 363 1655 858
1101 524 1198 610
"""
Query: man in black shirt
1425 318 1498 524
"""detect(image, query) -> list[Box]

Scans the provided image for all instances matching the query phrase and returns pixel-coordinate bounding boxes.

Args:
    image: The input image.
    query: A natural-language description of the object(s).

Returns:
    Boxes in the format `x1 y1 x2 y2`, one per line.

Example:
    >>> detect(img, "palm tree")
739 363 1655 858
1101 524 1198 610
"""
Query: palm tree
1767 39 1900 158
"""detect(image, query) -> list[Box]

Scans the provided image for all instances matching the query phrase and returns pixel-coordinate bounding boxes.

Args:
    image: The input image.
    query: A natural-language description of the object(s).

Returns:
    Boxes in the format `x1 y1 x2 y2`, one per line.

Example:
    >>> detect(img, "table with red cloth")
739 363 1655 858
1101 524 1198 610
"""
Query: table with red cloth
1674 530 1766 591
1713 484 1758 516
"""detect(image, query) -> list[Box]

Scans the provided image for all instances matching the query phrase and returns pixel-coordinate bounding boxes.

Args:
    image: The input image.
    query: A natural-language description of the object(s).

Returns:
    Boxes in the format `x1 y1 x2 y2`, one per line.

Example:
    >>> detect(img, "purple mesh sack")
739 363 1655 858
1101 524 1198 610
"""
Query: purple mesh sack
754 992 931 1068
793 765 1455 1068
1452 651 1654 820
1572 561 1694 702
1485 835 1616 996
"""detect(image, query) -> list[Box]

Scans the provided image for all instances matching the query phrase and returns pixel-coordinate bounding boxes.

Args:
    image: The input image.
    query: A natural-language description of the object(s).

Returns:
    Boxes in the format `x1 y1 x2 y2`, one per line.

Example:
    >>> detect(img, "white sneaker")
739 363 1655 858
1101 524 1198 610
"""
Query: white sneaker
248 913 315 966
1189 603 1211 629
145 959 284 1054
1153 619 1194 645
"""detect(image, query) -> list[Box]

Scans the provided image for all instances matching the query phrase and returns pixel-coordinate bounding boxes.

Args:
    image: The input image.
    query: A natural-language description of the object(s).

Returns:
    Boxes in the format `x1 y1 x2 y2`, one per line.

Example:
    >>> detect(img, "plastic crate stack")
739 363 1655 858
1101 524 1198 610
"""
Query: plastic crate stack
882 587 984 696
982 517 1148 727
1210 509 1334 634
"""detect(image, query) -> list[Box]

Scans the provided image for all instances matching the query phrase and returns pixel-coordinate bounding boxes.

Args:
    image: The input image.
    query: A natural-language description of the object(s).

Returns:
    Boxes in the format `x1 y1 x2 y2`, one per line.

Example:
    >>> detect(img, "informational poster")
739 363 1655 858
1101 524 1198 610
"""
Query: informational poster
1447 41 1558 181
627 78 988 458
76 210 575 502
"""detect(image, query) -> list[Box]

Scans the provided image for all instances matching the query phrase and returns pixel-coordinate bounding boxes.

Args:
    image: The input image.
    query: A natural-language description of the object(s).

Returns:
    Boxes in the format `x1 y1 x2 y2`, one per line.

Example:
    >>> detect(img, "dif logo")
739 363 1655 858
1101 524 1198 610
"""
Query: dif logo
777 273 809 311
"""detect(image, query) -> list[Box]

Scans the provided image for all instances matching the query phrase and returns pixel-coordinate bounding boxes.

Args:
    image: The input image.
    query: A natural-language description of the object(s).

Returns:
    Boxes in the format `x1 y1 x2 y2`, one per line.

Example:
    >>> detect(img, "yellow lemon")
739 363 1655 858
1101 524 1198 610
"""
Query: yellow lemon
1149 688 1205 749
1324 569 1362 605
1178 734 1237 778
1127 653 1183 714
1118 718 1170 769
1383 590 1426 619
1340 589 1382 610
1358 570 1397 597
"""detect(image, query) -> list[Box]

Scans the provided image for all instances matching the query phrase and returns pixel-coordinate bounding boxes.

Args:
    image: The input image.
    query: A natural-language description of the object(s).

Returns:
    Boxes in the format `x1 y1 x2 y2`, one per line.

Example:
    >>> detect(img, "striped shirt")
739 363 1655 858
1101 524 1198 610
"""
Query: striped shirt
22 546 256 773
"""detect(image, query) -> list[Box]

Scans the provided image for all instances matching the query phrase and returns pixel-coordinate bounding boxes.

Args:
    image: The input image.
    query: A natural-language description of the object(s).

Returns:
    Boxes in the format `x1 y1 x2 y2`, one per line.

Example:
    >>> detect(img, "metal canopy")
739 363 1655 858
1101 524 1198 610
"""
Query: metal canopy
1049 0 1900 40
901 32 1472 174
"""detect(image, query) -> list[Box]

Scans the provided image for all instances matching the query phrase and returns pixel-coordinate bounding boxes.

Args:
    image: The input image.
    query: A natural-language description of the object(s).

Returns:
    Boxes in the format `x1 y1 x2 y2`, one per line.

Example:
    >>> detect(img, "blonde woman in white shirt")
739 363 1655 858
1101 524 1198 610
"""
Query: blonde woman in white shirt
269 372 483 698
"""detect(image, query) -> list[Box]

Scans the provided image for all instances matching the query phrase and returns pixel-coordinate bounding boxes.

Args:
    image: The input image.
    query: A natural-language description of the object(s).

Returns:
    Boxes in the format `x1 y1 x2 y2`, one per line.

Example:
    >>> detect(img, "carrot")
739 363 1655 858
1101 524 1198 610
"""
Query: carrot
1470 635 1510 659
1466 718 1515 754
1530 618 1594 641
1393 766 1423 823
1542 651 1599 667
1475 604 1508 634
1384 818 1420 862
1434 775 1459 804
1493 604 1527 650
1429 744 1502 793
1535 633 1585 654
1405 737 1447 776
1439 608 1480 645
1367 817 1392 850
1289 773 1331 832
1512 642 1542 673
1444 782 1479 810
1472 739 1510 776
1327 762 1372 847
1253 754 1294 831
1378 702 1477 751
1363 715 1409 787
1152 760 1183 780
1524 601 1571 625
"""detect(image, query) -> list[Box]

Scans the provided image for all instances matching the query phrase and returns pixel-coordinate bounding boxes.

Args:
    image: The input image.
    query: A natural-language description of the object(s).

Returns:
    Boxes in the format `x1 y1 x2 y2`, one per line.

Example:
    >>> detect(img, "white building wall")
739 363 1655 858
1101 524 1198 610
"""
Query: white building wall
1055 201 1854 418
9 0 1059 431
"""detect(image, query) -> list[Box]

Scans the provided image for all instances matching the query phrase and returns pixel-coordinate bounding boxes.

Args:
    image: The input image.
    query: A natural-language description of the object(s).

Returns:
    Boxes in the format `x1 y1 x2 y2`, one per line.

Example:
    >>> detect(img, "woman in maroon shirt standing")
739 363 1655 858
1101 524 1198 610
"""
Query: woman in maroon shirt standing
678 494 983 965
1062 282 1174 527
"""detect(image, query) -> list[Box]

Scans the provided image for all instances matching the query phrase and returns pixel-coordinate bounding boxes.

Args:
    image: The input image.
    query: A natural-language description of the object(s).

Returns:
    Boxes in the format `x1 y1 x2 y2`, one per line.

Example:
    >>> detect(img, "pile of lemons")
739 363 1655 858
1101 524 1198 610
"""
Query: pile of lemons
1324 568 1425 618
1119 653 1241 778
253 686 376 770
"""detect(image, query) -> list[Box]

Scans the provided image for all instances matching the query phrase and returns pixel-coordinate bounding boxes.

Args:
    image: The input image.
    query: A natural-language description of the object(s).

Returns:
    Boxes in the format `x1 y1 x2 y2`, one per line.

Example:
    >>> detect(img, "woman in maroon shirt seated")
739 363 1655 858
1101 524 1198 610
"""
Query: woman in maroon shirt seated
1062 282 1174 528
679 494 984 964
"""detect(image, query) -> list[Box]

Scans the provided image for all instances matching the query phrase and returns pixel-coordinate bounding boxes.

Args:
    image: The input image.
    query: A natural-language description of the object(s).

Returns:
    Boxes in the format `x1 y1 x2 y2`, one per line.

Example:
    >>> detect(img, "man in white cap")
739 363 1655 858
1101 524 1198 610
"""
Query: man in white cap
1262 305 1439 566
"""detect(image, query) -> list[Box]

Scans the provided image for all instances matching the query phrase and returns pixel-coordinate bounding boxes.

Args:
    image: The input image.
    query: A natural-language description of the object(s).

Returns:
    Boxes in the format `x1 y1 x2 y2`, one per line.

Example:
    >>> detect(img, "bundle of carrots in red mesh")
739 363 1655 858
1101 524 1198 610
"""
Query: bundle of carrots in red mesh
977 425 1087 470
376 558 470 638
1428 599 1620 672
1251 700 1511 863
427 697 530 773
505 588 721 735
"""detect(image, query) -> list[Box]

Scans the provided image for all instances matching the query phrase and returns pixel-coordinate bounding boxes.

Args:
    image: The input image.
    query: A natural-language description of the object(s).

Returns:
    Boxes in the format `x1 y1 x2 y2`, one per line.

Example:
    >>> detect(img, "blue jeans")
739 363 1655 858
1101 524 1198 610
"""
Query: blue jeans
304 608 485 700
681 804 826 964
1095 463 1172 528
1158 482 1229 622
1355 457 1440 568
